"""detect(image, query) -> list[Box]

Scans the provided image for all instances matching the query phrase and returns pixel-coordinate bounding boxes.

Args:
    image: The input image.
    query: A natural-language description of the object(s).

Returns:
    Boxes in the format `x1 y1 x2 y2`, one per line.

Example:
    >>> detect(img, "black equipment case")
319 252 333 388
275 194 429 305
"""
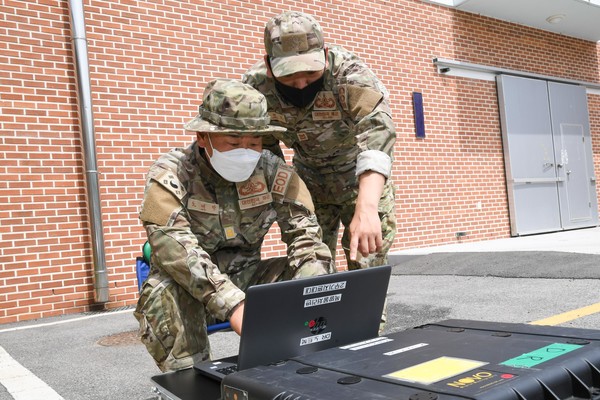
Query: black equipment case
221 319 600 400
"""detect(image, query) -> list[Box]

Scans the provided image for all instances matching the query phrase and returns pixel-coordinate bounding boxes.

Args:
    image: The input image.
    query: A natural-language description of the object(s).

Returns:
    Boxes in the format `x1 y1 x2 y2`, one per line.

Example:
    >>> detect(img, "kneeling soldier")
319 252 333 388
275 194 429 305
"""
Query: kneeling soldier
134 79 334 372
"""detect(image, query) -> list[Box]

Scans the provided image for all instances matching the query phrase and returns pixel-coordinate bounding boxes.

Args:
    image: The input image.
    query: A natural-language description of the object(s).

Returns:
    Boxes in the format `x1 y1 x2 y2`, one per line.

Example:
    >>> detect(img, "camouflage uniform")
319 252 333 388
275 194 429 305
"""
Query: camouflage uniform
134 79 334 372
243 12 397 270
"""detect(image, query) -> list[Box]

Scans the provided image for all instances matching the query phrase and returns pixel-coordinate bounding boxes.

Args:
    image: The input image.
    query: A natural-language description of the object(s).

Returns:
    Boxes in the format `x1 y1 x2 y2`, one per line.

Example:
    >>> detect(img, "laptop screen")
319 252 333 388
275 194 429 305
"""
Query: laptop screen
237 265 391 370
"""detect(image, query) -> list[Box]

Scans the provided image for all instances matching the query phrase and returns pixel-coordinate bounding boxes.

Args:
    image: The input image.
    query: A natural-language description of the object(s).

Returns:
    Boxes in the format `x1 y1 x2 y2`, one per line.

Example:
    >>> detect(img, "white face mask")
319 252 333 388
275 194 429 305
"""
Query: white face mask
206 136 262 182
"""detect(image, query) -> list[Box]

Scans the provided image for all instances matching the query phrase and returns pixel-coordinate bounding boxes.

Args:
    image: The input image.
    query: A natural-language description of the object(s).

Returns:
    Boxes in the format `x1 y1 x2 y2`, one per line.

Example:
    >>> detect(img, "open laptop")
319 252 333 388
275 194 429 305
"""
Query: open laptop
193 264 391 382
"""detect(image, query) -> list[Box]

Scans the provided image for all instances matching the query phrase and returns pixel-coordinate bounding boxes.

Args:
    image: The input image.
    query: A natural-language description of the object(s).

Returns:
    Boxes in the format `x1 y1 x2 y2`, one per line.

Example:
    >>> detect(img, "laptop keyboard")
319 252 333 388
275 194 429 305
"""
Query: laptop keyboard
216 365 238 376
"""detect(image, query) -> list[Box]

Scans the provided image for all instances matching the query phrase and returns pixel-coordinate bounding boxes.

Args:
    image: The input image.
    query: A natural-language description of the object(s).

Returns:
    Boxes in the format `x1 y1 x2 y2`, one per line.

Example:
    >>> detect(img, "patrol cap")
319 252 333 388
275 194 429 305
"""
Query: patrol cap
264 11 326 78
184 79 286 134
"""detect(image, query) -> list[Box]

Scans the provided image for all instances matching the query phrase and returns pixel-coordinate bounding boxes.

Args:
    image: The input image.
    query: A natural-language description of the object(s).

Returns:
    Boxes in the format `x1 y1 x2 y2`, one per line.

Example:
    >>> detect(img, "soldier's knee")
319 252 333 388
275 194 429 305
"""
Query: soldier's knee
135 278 210 371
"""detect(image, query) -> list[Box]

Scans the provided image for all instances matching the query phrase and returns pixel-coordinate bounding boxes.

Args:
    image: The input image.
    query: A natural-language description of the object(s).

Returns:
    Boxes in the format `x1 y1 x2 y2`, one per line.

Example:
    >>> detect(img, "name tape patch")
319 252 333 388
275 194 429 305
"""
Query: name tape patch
312 110 342 121
238 193 273 210
187 198 219 214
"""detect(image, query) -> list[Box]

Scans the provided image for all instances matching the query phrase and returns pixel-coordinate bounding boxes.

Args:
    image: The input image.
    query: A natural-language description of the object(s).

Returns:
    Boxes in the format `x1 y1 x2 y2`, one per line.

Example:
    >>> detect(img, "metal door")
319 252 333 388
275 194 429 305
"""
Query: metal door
497 75 598 235
548 82 598 229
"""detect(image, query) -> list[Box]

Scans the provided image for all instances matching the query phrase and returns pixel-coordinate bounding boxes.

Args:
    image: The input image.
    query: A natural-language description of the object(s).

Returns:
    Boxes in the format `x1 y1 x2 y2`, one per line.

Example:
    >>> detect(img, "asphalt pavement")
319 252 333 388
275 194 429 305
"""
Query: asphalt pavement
0 226 599 400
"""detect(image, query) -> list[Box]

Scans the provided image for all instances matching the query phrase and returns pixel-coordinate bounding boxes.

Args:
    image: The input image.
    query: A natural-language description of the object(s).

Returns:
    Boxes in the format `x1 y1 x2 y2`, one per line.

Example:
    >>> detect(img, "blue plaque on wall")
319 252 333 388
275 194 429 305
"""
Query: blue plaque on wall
412 91 425 138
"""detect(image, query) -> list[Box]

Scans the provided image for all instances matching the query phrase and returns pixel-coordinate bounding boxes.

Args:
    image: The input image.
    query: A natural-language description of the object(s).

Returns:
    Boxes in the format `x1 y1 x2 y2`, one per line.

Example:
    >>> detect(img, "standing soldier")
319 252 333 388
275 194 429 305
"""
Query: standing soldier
134 79 334 372
243 11 397 272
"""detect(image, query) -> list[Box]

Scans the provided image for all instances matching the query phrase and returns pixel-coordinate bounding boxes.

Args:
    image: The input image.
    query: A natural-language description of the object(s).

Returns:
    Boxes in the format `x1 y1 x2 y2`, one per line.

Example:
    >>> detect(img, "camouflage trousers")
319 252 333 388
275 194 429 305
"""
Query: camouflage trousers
314 180 396 331
133 257 290 372
314 179 396 270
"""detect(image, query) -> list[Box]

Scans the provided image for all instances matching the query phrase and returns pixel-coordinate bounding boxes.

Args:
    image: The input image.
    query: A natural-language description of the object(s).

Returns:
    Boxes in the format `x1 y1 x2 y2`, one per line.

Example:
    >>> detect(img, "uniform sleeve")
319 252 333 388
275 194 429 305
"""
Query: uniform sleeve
269 161 335 277
335 50 396 178
140 163 245 322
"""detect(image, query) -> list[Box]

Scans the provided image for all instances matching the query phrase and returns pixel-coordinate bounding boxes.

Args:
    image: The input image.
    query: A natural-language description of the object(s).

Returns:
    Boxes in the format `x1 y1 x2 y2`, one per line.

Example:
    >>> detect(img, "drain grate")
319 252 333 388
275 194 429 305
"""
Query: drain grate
84 305 135 315
97 329 141 346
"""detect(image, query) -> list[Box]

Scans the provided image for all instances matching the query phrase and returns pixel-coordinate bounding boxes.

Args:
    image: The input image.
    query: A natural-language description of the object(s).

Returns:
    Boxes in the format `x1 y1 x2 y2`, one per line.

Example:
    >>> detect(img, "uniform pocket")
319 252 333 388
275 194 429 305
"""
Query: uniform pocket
239 206 276 244
187 210 222 252
134 279 175 367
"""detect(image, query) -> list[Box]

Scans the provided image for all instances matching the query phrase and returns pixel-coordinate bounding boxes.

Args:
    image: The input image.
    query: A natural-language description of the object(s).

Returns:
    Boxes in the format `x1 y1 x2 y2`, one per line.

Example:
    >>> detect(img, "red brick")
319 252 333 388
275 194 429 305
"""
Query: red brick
1 0 598 322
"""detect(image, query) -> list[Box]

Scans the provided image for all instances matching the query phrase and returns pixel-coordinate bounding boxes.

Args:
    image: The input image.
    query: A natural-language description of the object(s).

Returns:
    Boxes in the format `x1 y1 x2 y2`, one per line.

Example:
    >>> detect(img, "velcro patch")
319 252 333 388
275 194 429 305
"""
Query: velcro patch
314 91 337 110
223 226 236 240
236 175 268 199
140 182 181 226
338 85 349 110
269 111 286 124
272 165 293 196
188 198 219 214
297 132 309 141
346 85 383 120
284 172 314 213
238 192 273 210
312 110 342 121
155 169 187 200
281 33 309 52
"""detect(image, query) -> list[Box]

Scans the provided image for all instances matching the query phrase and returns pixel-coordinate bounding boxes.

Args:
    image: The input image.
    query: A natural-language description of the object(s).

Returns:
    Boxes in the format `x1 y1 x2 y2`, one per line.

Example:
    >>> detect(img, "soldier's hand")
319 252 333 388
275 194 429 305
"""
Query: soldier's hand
349 207 383 260
349 171 385 260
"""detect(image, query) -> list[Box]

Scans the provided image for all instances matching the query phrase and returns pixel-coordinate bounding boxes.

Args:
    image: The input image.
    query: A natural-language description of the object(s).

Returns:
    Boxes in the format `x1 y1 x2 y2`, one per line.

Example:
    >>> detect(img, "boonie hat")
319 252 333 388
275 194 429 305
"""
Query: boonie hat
264 11 326 78
184 79 286 134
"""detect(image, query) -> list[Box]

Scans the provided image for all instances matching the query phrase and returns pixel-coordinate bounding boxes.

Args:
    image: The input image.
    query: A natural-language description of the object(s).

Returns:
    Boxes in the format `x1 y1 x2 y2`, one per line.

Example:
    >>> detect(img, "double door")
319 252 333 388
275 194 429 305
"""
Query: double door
497 75 598 236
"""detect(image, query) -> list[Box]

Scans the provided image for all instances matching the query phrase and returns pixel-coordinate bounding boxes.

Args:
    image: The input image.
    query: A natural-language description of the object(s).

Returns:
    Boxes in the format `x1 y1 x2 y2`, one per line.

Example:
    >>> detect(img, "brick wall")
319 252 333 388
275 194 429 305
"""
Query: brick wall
1 0 598 322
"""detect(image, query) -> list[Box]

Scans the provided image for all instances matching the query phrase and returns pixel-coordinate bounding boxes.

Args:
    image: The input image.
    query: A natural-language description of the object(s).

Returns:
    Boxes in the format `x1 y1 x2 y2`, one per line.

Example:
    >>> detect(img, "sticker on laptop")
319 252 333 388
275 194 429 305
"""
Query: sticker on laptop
300 332 332 346
304 293 342 308
300 317 333 346
303 281 347 295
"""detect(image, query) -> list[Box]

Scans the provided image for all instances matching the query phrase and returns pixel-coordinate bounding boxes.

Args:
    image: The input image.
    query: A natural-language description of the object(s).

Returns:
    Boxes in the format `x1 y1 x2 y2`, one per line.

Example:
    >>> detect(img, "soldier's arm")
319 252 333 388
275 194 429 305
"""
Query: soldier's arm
338 52 396 258
336 49 395 179
140 164 245 322
269 163 334 277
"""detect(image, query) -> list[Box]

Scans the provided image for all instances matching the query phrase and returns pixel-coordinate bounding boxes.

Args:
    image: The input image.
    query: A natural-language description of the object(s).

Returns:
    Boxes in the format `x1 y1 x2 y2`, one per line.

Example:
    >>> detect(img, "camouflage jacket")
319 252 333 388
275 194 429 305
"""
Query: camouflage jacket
139 143 332 321
242 45 396 203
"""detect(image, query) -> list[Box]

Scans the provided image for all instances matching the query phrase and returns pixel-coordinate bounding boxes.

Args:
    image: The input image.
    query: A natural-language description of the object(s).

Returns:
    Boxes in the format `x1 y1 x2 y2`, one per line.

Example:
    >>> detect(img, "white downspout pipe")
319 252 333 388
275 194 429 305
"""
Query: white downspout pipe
67 0 109 303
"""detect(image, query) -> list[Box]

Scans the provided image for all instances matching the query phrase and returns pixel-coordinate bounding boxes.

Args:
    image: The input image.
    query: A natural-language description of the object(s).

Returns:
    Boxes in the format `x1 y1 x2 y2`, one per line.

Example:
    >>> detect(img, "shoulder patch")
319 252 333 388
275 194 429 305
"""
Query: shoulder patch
269 111 286 124
346 85 383 120
283 172 315 213
272 165 293 197
140 181 181 226
155 169 187 200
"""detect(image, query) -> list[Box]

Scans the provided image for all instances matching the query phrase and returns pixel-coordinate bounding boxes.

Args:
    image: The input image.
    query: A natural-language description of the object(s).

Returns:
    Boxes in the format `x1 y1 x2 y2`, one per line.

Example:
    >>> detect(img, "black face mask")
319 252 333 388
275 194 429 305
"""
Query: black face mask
272 70 325 108
267 58 325 108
